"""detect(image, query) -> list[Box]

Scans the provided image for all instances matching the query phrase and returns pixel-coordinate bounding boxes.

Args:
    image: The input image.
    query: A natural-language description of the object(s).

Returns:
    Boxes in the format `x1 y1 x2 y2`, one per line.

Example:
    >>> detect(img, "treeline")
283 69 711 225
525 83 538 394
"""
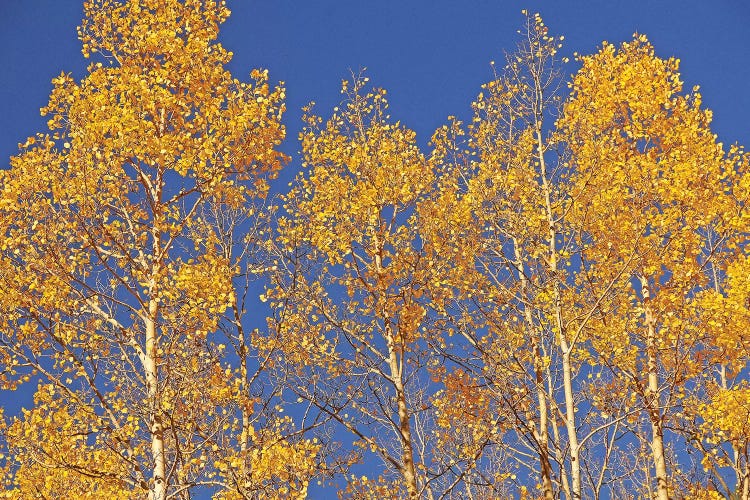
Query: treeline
0 2 748 499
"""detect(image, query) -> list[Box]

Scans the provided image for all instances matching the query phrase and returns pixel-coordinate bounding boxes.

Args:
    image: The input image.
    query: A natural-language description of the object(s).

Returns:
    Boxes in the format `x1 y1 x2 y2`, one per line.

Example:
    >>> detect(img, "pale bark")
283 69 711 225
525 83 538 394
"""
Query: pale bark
534 355 555 500
536 112 581 499
641 277 669 500
233 292 251 454
560 348 581 499
547 367 572 499
146 292 166 500
388 337 419 499
514 240 555 500
375 233 419 498
146 168 166 500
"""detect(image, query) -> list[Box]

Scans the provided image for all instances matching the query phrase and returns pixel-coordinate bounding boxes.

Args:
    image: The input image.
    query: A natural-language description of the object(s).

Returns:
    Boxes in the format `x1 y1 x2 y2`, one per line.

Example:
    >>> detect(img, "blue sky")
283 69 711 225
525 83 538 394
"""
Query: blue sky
2 0 749 173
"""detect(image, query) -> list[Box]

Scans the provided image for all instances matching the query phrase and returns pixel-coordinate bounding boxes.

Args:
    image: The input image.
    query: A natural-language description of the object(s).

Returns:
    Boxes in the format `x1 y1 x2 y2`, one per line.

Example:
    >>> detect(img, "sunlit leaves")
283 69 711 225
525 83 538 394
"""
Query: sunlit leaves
272 74 485 496
560 35 744 499
1 4 749 499
0 0 297 498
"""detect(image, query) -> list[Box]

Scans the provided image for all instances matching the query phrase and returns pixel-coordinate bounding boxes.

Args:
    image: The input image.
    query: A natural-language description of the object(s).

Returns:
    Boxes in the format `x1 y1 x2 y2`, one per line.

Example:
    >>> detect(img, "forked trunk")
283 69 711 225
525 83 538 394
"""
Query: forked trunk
514 241 555 500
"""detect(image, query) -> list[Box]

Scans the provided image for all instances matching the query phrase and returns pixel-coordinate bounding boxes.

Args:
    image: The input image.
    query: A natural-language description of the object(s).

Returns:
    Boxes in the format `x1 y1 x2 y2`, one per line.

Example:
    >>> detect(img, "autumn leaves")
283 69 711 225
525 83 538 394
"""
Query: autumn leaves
1 1 749 499
1 0 311 498
270 19 750 498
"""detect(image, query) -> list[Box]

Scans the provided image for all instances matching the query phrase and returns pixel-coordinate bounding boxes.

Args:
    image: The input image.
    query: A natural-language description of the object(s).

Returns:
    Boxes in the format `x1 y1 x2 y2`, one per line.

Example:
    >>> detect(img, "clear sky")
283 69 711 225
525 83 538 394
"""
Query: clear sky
2 0 749 175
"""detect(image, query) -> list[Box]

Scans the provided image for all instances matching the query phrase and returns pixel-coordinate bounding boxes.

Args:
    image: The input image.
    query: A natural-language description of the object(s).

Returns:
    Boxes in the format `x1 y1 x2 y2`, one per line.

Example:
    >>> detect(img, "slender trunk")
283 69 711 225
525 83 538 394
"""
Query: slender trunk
387 338 419 499
556 285 580 498
560 347 580 499
234 296 251 454
536 117 581 499
514 240 555 499
535 362 555 500
641 277 669 500
555 284 580 499
239 368 251 454
146 291 166 500
374 230 418 498
547 365 572 499
554 261 580 500
648 408 668 500
147 171 166 500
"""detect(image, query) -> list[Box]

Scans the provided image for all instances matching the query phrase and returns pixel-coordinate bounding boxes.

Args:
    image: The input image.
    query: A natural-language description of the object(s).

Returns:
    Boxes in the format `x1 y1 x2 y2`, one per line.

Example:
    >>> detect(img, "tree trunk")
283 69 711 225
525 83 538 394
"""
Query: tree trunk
145 293 166 500
147 206 166 500
548 367 572 499
375 229 418 498
561 348 581 499
536 376 555 500
536 120 581 500
514 241 555 500
649 411 669 500
641 278 669 500
387 328 419 498
234 294 251 454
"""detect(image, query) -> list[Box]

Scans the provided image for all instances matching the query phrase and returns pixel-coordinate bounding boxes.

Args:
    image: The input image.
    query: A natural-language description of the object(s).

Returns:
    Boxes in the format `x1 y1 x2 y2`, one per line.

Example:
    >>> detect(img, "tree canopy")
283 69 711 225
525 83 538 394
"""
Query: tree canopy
1 2 748 499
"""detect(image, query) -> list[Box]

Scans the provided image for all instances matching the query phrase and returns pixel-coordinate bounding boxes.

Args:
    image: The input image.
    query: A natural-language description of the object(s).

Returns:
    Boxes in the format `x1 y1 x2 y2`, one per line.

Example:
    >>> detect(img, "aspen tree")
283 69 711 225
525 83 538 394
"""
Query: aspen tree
449 13 577 498
0 1 316 498
561 36 730 500
270 75 481 498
